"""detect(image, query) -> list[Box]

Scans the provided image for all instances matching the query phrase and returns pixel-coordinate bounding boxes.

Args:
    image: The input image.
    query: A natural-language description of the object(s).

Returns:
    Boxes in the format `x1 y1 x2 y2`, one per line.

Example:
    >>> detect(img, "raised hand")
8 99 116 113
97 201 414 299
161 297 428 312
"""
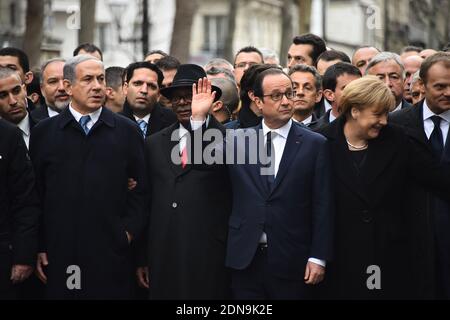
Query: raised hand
191 77 216 121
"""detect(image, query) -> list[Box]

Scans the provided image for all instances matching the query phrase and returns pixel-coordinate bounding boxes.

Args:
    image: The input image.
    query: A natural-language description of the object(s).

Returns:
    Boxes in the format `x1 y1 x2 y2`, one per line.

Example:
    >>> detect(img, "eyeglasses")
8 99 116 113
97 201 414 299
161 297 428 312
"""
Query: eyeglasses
235 62 259 69
171 95 192 105
261 91 296 101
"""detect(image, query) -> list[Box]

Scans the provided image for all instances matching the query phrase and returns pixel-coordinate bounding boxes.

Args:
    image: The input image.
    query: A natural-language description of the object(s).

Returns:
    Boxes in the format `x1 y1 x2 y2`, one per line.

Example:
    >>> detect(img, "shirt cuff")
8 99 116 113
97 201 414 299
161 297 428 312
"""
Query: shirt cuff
308 258 326 267
190 115 209 130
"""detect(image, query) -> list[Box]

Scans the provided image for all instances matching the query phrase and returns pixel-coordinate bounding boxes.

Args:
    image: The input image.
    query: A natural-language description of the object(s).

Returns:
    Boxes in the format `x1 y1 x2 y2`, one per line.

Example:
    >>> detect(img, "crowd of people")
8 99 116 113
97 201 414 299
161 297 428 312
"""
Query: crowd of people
0 33 449 300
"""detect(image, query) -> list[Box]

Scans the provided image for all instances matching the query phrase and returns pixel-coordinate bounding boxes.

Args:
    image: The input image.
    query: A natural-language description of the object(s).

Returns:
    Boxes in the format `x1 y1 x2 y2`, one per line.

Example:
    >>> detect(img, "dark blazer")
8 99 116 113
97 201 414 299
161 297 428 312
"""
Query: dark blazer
310 109 332 131
313 97 327 119
226 122 335 285
401 99 413 110
29 107 148 299
318 117 450 299
0 120 39 267
142 116 231 299
30 103 51 123
390 101 450 299
119 101 177 137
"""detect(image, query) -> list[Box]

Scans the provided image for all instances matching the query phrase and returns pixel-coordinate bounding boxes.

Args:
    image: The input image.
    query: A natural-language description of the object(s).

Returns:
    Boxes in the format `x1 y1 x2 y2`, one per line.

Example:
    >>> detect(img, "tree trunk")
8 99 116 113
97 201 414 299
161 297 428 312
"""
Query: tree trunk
224 0 239 63
79 0 97 45
170 0 199 63
298 0 312 34
23 0 44 69
280 0 293 67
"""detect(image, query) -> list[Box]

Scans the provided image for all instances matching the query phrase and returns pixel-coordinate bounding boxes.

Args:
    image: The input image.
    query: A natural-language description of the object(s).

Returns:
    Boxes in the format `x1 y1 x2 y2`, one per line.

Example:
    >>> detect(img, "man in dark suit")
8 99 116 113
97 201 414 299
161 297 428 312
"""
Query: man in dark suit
0 47 36 112
0 118 40 300
311 63 361 131
136 64 232 299
366 52 412 112
0 67 37 149
191 68 334 299
288 64 322 128
120 62 176 138
31 58 69 123
390 52 450 299
30 55 148 299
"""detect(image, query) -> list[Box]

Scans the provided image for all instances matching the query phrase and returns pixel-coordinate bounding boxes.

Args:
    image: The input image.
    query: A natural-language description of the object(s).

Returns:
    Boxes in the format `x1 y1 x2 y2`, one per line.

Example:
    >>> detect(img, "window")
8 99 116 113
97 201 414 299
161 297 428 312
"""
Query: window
203 15 227 56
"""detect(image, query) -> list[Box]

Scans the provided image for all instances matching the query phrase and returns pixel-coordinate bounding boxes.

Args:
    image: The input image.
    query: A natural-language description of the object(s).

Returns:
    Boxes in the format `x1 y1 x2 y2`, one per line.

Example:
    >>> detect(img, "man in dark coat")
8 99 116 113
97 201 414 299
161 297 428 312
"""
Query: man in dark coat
30 55 147 299
390 52 450 299
0 118 40 300
120 61 176 138
136 64 232 299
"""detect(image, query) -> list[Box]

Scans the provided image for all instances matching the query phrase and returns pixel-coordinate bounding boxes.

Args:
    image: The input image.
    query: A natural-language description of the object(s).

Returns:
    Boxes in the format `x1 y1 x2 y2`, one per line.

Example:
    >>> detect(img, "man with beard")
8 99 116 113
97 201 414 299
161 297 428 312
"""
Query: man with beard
120 62 176 138
31 59 70 123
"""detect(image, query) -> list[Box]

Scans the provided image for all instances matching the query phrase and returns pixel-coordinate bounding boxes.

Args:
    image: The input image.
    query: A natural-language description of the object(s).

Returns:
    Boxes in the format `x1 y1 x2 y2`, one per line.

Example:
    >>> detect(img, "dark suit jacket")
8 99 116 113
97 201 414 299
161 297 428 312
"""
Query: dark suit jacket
318 116 450 299
29 107 148 299
0 120 39 266
226 122 335 282
30 103 51 123
390 101 450 299
310 109 332 131
119 101 176 137
142 117 231 299
313 98 327 119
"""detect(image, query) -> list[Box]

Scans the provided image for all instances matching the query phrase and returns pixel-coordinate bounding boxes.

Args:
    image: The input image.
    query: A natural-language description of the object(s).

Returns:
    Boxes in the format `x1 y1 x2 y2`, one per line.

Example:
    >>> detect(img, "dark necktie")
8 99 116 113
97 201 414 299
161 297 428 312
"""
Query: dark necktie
265 131 275 189
429 115 444 158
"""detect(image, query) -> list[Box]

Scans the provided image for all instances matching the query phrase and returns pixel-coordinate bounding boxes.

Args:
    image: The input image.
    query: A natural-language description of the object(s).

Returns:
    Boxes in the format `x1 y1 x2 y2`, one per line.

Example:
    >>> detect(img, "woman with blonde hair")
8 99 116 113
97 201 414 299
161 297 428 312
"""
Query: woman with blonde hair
318 76 450 299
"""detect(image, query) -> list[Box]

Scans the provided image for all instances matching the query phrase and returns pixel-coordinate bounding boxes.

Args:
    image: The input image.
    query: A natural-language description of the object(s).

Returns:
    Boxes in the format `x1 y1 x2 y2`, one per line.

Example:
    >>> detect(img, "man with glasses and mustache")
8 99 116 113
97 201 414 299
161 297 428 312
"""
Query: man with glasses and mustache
136 64 232 300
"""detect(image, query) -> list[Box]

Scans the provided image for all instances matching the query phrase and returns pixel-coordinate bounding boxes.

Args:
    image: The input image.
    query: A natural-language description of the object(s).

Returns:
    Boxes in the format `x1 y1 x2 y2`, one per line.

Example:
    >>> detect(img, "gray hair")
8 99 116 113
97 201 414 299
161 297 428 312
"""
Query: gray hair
288 63 323 91
410 70 422 90
206 66 237 85
63 54 103 83
365 52 405 78
204 58 234 72
260 48 280 65
40 58 66 84
0 66 21 82
210 77 240 113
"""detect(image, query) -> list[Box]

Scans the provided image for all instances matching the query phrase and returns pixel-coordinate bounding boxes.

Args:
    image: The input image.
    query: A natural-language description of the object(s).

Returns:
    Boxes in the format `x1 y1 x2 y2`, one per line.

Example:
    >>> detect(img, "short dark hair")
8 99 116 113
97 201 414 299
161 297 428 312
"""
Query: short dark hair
292 33 327 65
288 64 323 91
419 52 450 84
105 66 125 90
316 50 351 67
0 47 30 73
26 69 42 98
73 43 103 60
125 61 164 88
144 50 168 60
253 68 291 99
240 64 280 108
323 62 362 92
155 56 180 71
234 46 264 65
401 45 423 54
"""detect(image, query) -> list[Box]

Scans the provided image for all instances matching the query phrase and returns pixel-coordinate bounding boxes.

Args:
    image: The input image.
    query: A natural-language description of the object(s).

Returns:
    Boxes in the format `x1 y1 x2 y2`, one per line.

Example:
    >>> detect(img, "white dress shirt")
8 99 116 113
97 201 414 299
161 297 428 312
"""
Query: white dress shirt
324 99 332 113
134 113 151 125
329 110 337 123
301 115 313 126
261 119 326 267
69 104 102 131
17 113 31 149
423 100 450 146
48 107 60 118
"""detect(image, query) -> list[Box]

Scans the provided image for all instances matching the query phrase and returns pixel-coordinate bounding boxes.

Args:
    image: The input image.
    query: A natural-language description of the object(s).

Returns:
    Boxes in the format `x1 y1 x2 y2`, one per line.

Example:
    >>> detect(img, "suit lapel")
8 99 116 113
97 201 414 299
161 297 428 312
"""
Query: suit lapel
269 124 303 196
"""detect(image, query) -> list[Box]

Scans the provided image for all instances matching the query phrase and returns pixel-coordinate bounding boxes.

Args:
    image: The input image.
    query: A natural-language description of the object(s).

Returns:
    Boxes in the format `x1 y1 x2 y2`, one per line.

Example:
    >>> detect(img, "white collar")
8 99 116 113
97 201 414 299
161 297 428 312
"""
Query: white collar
17 113 30 137
301 114 313 126
134 113 151 124
69 103 102 124
423 99 450 123
48 107 60 118
262 119 292 139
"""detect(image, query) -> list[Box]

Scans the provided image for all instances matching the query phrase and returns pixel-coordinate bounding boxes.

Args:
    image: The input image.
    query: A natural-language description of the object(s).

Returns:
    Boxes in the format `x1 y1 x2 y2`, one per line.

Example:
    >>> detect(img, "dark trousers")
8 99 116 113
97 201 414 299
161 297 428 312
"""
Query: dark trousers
231 245 312 300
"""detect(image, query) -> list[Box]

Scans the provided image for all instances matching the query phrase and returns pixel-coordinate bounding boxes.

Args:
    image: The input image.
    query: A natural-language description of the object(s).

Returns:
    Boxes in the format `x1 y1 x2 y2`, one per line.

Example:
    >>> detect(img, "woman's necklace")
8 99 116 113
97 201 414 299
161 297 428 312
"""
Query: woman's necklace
346 138 368 150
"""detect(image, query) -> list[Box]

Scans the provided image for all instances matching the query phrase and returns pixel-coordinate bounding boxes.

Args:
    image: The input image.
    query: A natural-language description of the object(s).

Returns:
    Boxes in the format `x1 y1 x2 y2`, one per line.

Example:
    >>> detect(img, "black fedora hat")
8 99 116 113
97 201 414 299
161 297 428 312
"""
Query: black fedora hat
160 64 222 101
